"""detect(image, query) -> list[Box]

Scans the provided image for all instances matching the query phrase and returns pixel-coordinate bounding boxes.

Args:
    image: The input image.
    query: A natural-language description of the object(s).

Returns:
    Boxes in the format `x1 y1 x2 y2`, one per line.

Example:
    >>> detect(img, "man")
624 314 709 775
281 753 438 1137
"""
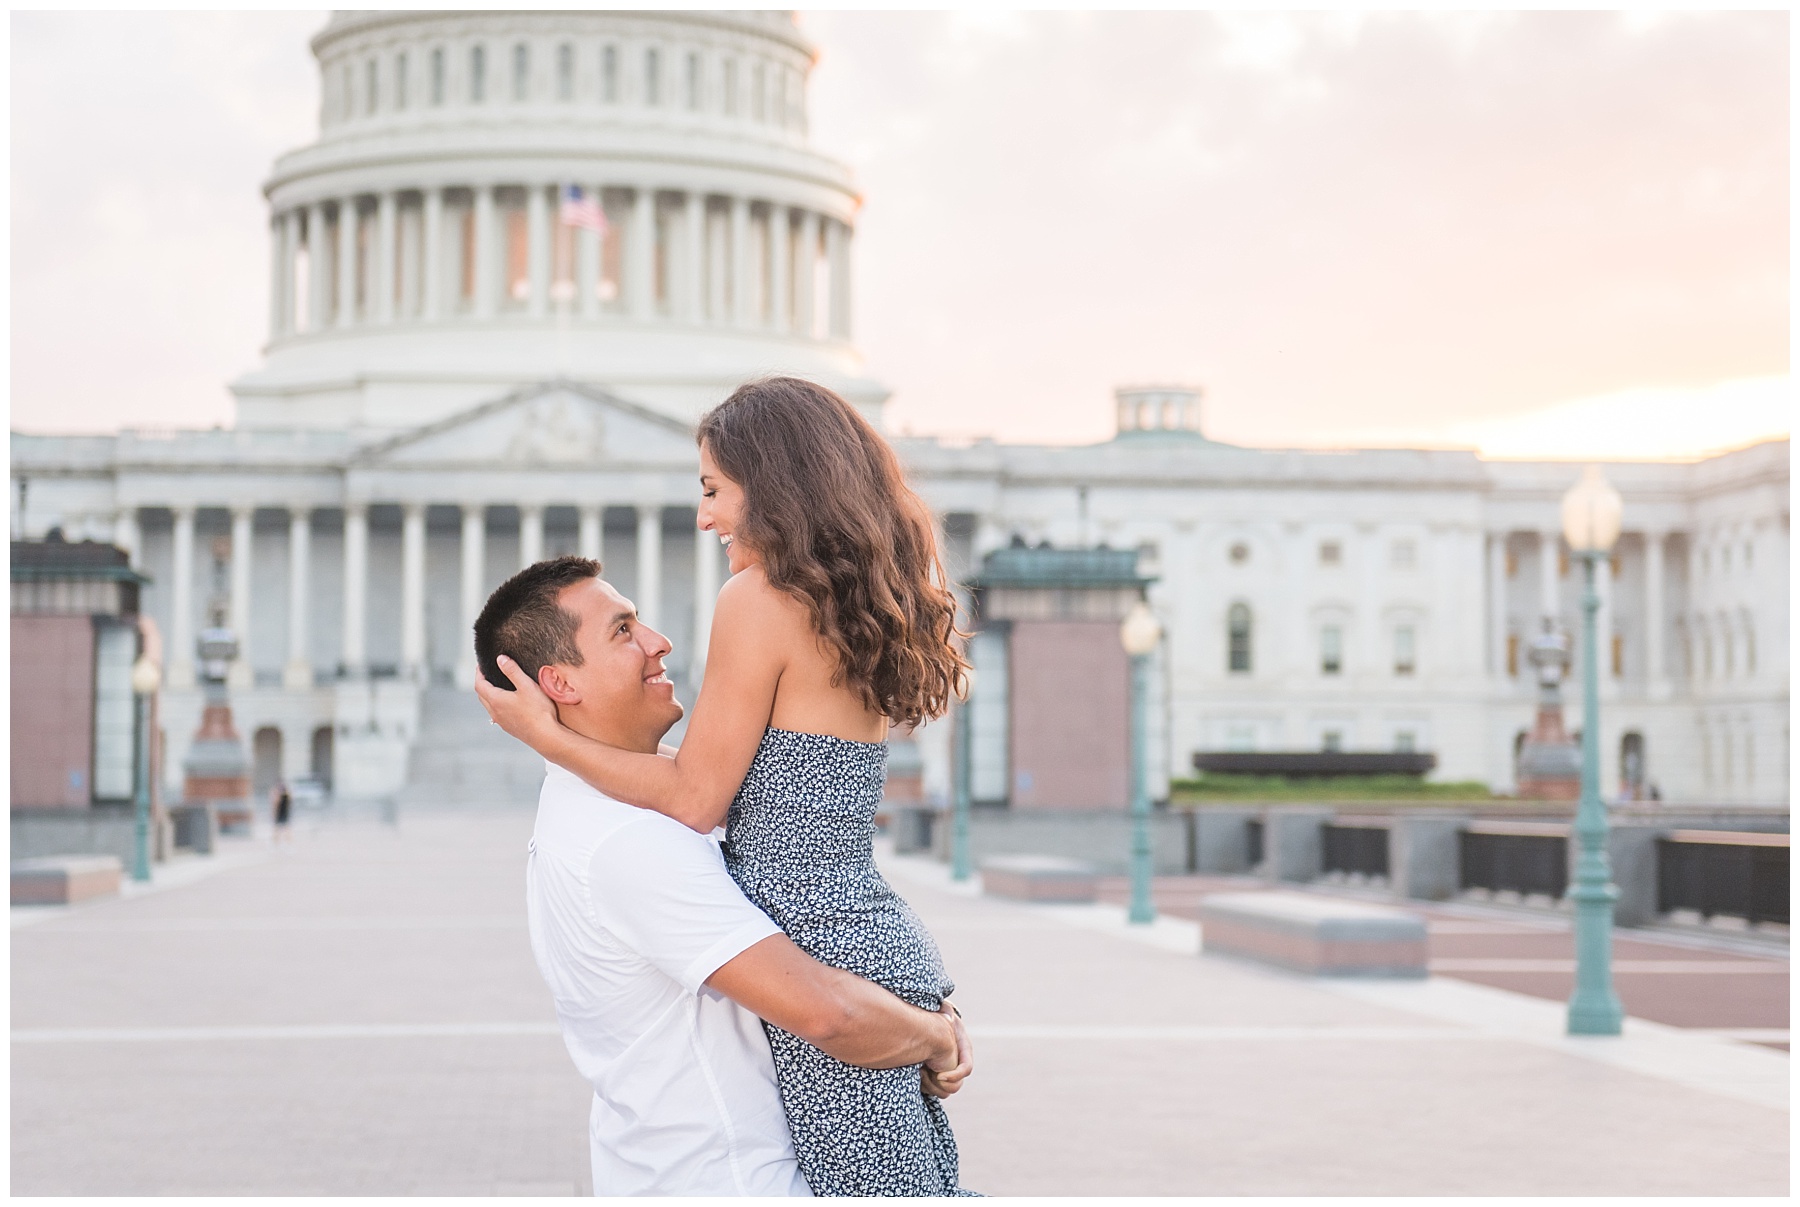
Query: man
473 557 969 1197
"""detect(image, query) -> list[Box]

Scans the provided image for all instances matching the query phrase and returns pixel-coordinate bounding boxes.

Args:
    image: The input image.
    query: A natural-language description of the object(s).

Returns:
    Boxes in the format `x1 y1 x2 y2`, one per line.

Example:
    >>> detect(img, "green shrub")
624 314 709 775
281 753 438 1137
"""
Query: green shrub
1169 774 1494 802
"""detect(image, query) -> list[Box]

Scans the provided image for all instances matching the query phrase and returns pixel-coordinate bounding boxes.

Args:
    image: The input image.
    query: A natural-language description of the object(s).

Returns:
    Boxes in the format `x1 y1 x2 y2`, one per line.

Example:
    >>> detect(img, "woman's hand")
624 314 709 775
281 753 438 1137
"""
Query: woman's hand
473 655 566 756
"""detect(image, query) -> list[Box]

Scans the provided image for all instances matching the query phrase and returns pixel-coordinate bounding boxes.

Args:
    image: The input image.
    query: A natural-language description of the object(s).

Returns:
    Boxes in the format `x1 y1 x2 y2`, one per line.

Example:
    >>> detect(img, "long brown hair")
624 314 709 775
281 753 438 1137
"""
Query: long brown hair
697 377 968 728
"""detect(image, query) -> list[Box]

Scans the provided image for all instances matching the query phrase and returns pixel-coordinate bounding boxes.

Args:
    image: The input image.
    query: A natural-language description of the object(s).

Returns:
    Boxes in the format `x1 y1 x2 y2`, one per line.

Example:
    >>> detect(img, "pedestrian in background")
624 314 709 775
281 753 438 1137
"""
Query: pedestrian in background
271 780 292 842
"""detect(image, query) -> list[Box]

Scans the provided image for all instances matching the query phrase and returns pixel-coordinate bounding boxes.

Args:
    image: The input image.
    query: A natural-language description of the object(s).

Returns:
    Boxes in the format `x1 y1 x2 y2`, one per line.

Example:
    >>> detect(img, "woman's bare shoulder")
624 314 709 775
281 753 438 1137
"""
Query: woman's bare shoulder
714 565 810 631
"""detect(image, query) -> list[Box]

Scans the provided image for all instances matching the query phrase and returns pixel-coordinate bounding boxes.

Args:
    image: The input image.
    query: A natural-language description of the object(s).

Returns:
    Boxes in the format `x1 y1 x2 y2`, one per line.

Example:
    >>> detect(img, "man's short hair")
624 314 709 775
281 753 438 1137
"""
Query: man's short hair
473 556 604 690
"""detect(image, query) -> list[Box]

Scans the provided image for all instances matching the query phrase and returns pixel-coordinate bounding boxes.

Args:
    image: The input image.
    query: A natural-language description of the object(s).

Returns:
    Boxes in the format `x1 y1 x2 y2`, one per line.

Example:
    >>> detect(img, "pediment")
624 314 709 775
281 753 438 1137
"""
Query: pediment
357 381 698 469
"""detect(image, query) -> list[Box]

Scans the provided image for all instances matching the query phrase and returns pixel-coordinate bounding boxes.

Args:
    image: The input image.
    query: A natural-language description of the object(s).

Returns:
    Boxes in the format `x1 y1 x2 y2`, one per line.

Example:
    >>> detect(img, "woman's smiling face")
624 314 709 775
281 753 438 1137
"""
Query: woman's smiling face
697 441 753 573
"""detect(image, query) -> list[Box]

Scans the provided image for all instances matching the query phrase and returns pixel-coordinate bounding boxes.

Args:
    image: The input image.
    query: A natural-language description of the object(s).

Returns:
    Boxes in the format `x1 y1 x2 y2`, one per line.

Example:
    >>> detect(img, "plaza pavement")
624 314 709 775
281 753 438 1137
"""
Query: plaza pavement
11 803 1790 1196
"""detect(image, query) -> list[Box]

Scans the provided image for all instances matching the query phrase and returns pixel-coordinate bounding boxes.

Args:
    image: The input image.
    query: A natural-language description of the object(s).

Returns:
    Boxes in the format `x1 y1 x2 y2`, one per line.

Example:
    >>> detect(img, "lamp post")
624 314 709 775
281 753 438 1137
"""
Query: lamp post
1561 464 1625 1036
129 654 162 883
951 666 976 882
1120 600 1162 924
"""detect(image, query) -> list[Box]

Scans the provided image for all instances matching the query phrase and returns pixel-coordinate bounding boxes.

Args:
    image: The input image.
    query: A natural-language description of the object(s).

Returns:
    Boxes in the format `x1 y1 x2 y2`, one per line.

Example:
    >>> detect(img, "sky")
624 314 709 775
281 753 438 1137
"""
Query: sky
9 10 1790 459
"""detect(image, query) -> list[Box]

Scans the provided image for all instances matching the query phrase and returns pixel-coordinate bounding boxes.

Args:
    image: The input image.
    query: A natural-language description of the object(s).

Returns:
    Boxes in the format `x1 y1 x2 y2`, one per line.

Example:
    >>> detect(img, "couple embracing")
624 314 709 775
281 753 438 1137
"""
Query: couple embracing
475 377 978 1196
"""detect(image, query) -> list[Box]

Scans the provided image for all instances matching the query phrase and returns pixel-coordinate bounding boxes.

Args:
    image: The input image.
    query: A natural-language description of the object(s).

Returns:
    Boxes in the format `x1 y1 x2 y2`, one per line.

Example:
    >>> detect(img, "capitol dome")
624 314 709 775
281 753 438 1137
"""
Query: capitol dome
235 9 882 435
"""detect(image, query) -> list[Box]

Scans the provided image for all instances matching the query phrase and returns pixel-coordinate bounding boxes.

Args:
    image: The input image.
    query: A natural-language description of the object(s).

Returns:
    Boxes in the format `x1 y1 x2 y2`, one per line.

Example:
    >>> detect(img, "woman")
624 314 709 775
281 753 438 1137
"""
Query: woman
478 376 974 1196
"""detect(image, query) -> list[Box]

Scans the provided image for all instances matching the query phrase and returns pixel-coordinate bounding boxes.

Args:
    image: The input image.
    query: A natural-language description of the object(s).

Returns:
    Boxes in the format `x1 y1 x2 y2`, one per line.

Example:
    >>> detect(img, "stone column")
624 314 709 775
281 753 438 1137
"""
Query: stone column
519 504 544 568
375 192 398 323
768 205 791 331
473 185 498 320
1645 530 1669 699
526 183 550 319
307 203 330 332
268 212 288 339
114 507 141 569
422 187 444 321
693 524 720 674
729 196 752 326
578 505 603 562
457 504 485 688
341 504 368 676
284 508 313 690
335 198 358 327
400 504 427 681
628 187 656 319
1539 531 1560 623
794 210 818 338
1488 532 1508 681
636 505 662 630
826 218 851 339
228 506 254 688
577 184 602 320
169 506 197 688
682 191 705 323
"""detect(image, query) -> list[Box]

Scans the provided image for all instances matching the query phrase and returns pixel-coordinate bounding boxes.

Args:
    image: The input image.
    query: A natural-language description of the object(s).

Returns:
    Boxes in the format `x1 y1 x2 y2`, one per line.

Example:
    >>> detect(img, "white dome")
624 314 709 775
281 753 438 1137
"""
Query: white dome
234 9 884 436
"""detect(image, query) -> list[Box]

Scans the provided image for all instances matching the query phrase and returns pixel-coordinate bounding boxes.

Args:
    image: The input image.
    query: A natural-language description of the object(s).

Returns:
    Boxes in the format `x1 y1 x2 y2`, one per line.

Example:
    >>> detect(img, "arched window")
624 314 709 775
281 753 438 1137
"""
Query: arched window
1227 603 1252 674
1319 624 1343 675
644 48 661 105
512 42 529 100
1393 625 1416 676
431 48 445 105
556 44 573 101
470 45 486 103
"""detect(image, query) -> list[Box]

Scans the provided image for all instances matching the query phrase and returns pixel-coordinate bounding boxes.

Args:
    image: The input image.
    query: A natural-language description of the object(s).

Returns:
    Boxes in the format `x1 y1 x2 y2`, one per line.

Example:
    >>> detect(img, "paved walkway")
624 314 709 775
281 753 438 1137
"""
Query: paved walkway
11 807 1789 1195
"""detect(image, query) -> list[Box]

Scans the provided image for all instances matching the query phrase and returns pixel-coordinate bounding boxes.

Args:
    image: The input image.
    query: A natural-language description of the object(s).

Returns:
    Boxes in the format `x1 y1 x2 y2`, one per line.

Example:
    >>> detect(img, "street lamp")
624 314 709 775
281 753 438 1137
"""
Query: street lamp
951 666 977 882
1120 600 1162 924
1561 464 1625 1036
129 653 162 883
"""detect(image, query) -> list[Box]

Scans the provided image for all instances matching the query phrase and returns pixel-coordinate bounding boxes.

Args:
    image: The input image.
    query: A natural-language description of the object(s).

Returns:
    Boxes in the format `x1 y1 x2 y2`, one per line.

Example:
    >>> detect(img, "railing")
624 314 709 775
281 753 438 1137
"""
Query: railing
1322 823 1389 878
1656 830 1789 926
1460 821 1568 900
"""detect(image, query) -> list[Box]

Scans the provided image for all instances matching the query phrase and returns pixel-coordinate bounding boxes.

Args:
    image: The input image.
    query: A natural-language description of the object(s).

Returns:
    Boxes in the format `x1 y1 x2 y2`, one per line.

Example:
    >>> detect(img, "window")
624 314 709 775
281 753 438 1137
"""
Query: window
1611 633 1624 677
513 43 529 100
1322 730 1343 753
645 48 660 105
1227 603 1252 674
366 59 378 114
1225 726 1254 753
723 58 738 114
1319 540 1342 567
1505 633 1519 677
1391 539 1416 570
431 48 445 104
556 44 573 100
686 52 701 109
1228 542 1249 565
395 53 408 109
1394 730 1417 754
602 45 618 102
1320 625 1342 675
470 45 486 102
1393 625 1415 676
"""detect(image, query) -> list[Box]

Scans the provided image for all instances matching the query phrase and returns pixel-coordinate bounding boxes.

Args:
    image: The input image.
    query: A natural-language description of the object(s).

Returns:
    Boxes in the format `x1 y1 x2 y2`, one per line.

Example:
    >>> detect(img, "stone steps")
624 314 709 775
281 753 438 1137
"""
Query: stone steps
395 687 546 808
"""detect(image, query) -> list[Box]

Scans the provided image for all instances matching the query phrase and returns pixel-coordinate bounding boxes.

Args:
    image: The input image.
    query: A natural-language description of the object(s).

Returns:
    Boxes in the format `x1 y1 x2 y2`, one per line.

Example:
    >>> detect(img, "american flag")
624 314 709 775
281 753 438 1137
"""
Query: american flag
559 184 607 235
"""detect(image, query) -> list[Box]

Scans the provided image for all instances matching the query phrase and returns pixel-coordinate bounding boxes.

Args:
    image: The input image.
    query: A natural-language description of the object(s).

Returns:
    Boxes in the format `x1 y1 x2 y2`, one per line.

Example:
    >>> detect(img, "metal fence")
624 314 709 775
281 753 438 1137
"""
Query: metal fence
1322 824 1389 878
1459 823 1568 899
1656 831 1789 926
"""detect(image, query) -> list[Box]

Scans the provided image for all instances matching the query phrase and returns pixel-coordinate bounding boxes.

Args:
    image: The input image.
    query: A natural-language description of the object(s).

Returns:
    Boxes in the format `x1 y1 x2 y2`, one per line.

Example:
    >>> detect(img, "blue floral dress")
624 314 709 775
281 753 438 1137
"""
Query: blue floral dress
721 727 973 1196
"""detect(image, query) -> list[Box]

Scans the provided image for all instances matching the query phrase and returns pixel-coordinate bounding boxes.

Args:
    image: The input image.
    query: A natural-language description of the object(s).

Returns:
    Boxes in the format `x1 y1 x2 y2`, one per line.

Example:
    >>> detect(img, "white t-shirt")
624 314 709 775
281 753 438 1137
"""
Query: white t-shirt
525 761 811 1198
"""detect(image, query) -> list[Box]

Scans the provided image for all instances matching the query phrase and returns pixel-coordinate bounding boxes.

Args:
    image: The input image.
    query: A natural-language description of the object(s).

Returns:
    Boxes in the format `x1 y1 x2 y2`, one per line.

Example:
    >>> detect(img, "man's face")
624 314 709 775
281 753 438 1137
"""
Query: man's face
548 576 683 742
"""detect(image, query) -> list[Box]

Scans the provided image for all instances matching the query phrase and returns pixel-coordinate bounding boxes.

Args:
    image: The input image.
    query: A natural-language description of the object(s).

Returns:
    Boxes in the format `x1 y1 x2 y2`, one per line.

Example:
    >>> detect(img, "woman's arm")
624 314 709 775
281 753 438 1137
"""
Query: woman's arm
475 572 785 832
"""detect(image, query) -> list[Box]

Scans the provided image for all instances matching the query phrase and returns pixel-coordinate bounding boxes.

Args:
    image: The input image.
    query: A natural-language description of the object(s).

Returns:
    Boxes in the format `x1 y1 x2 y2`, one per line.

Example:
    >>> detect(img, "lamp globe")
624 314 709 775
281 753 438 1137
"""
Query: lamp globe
1561 464 1623 555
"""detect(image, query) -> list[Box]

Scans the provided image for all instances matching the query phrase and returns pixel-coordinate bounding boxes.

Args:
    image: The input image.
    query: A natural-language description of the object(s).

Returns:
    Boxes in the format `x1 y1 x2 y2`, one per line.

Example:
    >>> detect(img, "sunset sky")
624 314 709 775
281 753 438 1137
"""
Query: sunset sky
10 10 1789 458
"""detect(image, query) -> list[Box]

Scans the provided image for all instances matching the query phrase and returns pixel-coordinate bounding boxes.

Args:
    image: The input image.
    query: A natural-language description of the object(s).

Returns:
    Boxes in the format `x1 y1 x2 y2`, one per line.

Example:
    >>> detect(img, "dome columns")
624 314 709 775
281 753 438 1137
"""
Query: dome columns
266 182 856 345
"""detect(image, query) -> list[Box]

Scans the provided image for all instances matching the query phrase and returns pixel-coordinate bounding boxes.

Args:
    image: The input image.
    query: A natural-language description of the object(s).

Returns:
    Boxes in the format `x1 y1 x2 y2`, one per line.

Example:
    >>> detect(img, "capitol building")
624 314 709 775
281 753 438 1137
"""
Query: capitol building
12 10 1788 810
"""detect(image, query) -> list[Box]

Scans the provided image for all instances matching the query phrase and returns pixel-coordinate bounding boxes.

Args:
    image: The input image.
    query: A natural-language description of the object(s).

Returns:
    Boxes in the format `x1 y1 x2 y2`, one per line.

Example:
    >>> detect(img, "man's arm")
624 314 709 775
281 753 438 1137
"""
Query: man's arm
706 933 967 1084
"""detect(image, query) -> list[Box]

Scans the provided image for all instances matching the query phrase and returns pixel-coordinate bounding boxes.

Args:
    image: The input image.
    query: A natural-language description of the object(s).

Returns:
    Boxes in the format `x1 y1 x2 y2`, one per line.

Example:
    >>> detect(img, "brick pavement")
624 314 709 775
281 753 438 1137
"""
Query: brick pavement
11 807 1790 1196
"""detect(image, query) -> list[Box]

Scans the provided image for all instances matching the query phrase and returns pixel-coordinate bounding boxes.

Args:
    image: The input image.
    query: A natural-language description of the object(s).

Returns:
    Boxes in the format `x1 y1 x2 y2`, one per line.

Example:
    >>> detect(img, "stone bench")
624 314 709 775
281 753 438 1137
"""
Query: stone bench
980 855 1098 903
12 855 124 906
1199 890 1427 977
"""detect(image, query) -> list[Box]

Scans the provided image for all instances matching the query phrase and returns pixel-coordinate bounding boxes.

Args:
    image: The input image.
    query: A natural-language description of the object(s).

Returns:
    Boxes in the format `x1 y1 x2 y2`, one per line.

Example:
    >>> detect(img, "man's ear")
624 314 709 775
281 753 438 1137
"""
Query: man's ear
538 664 581 706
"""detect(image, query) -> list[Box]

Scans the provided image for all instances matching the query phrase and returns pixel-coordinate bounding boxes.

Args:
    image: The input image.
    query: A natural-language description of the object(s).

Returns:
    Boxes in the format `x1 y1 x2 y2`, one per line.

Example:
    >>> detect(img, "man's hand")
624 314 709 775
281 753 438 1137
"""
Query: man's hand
921 1002 972 1099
